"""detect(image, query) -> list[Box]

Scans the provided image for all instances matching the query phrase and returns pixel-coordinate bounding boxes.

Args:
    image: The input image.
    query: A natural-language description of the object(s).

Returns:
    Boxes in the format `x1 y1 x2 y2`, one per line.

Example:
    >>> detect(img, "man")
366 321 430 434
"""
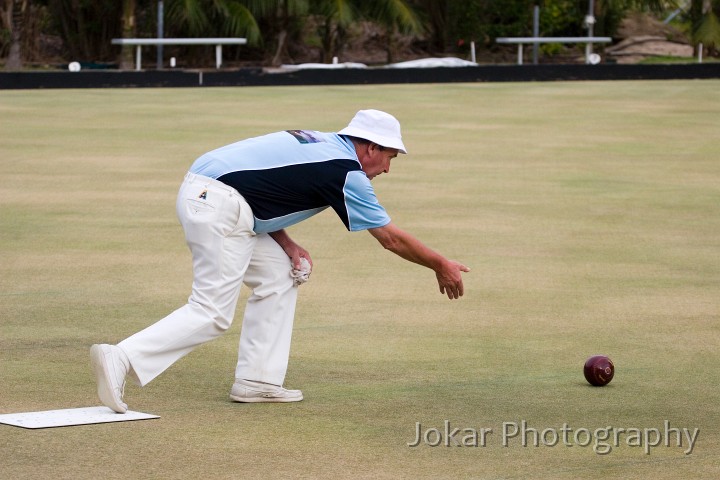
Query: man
90 109 469 413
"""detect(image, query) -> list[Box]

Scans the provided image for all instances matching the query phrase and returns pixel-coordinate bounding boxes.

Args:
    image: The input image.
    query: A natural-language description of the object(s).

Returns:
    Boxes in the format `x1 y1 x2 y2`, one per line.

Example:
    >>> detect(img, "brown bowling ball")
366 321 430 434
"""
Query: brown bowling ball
584 355 615 386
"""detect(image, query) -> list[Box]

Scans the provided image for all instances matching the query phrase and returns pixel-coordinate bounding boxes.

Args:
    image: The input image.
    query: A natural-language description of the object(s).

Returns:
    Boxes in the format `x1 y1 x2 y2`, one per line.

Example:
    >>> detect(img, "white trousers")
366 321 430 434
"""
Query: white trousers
118 173 298 387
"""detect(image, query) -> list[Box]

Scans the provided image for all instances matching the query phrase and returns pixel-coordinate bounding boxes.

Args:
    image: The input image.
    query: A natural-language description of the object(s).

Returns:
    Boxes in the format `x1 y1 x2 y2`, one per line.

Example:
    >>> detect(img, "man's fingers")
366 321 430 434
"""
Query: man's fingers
437 262 468 300
442 284 460 300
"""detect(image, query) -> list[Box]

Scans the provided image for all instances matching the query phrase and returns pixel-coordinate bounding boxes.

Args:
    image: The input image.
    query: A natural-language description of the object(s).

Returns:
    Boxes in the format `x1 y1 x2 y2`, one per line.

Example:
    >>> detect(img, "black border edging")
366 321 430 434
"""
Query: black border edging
1 63 719 89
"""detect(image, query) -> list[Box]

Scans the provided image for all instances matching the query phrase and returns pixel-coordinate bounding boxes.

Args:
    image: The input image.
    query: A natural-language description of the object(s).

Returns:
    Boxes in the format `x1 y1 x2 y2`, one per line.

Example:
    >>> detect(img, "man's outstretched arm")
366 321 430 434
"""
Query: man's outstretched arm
368 223 470 300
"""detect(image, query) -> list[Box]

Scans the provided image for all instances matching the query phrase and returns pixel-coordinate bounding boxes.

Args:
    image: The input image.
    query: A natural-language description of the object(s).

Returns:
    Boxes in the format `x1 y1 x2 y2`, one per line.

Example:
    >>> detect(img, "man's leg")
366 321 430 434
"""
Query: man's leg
92 174 255 411
231 234 301 402
120 175 256 385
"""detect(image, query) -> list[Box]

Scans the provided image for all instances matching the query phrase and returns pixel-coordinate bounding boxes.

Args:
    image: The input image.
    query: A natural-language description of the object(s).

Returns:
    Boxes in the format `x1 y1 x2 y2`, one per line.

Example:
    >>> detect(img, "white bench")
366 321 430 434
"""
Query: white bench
496 36 613 65
111 38 248 70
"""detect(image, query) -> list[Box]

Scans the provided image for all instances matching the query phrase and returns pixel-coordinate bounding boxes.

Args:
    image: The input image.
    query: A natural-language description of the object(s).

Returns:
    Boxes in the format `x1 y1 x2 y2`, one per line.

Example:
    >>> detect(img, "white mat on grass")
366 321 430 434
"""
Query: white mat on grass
0 406 159 429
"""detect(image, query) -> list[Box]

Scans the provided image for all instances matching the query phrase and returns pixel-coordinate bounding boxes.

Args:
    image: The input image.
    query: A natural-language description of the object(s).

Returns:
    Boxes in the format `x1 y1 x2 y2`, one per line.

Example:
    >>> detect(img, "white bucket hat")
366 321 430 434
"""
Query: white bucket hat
338 109 407 154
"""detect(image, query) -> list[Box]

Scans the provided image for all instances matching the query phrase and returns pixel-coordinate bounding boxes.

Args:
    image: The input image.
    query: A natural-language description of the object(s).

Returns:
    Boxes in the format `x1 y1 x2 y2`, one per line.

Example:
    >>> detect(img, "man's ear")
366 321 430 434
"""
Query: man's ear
368 142 382 154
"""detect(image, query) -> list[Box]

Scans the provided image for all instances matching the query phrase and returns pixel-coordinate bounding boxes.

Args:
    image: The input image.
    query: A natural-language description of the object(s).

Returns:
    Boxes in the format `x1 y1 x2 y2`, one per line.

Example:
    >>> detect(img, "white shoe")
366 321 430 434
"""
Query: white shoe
230 379 303 403
90 344 129 413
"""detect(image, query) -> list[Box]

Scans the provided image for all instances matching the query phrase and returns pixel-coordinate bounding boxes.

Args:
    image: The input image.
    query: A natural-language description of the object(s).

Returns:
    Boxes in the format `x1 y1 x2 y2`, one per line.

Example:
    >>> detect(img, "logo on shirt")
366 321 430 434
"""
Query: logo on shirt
287 130 324 144
198 189 208 200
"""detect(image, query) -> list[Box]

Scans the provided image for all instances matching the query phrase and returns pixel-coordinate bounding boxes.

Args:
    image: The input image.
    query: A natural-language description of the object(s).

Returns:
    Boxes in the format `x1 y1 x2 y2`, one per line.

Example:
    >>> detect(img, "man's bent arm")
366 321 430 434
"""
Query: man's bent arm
269 229 312 269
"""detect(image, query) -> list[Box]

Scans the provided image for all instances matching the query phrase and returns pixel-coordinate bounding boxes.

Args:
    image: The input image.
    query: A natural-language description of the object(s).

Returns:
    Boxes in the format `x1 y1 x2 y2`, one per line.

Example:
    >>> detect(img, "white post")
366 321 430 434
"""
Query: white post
470 41 476 63
135 45 142 71
532 5 540 65
698 43 703 63
518 44 523 65
216 45 222 69
585 0 595 64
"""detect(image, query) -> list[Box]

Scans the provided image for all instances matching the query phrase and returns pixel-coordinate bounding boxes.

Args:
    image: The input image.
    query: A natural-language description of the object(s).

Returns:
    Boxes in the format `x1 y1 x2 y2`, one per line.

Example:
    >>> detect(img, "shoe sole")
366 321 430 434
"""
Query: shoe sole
90 344 128 414
229 394 303 403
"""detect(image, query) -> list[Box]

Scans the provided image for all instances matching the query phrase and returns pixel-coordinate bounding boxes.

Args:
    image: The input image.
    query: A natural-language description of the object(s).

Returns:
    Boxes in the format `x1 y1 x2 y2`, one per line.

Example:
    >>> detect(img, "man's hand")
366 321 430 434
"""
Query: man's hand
269 229 313 272
290 257 313 286
436 259 471 300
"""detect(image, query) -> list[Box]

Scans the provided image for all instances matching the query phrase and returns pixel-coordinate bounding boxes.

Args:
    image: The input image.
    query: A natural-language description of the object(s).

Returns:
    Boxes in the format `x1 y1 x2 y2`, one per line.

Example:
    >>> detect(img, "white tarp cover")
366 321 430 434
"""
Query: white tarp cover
279 57 477 71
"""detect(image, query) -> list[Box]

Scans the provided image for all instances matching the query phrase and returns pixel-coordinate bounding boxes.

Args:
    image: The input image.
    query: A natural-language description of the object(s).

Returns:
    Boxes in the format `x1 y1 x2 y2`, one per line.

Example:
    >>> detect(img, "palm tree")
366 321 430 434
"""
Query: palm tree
416 0 449 54
165 0 260 41
120 0 259 67
363 0 423 63
50 0 122 63
691 0 720 54
120 0 137 70
309 0 421 63
309 0 358 63
242 0 309 67
3 0 25 70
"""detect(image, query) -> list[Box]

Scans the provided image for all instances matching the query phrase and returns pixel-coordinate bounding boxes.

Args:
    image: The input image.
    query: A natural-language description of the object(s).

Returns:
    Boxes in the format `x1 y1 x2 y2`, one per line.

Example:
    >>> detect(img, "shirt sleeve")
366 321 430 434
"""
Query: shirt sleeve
342 170 391 231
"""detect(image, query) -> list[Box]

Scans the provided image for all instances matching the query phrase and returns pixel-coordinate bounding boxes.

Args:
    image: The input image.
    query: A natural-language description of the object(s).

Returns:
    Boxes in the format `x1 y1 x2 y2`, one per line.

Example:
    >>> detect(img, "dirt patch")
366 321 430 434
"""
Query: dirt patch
606 35 693 63
607 12 693 63
617 11 688 42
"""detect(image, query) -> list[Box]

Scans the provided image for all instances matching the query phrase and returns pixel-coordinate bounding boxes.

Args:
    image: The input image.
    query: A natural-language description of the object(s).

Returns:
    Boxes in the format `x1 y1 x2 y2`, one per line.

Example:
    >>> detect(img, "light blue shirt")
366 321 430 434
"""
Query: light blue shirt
190 131 391 233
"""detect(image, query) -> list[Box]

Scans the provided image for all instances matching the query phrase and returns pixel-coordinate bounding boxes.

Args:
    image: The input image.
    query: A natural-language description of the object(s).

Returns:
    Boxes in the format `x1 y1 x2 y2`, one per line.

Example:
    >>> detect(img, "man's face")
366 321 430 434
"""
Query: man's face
359 143 399 180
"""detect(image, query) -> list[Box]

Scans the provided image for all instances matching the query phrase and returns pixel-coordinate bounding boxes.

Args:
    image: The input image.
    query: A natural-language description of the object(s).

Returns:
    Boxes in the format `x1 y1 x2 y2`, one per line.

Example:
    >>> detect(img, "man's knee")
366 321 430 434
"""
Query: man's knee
188 299 235 331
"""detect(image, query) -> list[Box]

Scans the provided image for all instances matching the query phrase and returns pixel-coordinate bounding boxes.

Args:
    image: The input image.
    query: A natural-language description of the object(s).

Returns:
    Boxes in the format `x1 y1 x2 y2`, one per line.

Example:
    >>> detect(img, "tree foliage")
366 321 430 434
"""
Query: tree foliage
692 0 720 52
2 0 56 68
47 0 124 61
2 0 719 68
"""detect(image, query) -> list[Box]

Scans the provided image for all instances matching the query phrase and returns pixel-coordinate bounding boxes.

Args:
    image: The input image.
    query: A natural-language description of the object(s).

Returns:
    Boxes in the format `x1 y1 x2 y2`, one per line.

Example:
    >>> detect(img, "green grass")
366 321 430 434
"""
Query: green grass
1 81 719 479
637 56 719 64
